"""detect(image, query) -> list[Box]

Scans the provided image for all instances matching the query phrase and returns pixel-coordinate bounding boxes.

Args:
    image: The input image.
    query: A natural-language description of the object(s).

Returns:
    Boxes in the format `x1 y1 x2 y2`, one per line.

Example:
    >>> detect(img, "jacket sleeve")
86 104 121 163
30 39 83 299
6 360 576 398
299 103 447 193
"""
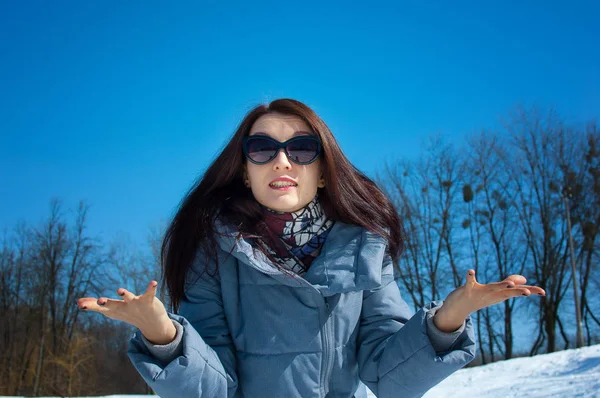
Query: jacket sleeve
127 250 239 398
357 255 476 398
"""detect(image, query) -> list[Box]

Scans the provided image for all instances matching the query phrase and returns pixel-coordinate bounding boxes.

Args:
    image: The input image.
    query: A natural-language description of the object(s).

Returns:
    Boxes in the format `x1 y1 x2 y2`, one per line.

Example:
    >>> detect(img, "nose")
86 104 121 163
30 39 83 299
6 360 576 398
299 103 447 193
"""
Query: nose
272 148 292 170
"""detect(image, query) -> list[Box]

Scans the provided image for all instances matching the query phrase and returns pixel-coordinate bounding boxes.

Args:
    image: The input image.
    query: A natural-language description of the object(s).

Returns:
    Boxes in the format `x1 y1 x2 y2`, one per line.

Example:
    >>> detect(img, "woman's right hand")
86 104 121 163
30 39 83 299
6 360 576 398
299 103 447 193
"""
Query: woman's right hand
77 280 177 345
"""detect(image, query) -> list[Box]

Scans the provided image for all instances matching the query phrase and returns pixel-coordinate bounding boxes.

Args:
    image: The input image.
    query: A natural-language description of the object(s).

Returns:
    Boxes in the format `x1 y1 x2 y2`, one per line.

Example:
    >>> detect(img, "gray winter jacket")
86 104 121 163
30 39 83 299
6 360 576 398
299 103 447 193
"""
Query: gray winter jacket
128 221 476 397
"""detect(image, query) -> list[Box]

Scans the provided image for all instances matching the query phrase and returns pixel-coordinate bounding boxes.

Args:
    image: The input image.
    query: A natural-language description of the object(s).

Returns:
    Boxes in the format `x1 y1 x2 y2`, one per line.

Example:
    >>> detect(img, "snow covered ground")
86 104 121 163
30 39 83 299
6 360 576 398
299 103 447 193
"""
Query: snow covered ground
3 345 598 398
419 344 600 398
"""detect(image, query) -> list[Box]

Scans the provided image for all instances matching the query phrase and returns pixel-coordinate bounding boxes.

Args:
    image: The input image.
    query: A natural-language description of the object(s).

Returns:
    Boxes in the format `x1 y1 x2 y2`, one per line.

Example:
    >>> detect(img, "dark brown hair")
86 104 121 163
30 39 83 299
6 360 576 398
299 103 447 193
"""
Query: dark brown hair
162 99 405 312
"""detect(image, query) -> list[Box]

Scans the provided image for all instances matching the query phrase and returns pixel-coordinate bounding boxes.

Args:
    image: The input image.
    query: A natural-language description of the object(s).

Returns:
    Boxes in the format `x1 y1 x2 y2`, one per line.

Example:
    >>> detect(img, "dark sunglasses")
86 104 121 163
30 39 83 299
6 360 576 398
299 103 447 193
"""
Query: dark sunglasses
242 135 322 165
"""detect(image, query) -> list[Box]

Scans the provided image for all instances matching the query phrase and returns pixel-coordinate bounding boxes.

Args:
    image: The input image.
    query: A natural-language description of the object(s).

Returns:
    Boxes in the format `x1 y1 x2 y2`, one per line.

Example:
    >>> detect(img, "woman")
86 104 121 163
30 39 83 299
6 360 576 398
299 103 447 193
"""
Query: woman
78 99 545 398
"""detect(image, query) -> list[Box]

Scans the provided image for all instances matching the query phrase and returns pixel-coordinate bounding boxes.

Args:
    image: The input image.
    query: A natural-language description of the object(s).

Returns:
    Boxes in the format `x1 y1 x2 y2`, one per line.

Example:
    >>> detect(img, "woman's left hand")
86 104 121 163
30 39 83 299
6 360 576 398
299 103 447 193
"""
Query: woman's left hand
433 270 546 333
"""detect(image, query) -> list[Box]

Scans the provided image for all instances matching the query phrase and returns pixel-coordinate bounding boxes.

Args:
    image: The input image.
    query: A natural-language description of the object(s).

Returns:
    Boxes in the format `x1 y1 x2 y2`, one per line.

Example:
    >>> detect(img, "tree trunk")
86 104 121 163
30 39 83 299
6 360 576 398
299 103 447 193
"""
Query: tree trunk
33 322 45 396
544 305 557 353
476 313 487 364
504 301 513 359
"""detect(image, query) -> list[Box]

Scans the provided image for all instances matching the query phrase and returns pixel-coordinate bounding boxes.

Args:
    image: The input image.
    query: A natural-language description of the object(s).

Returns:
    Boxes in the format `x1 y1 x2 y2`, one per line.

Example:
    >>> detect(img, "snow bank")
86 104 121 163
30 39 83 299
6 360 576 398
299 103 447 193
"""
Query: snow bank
419 344 600 398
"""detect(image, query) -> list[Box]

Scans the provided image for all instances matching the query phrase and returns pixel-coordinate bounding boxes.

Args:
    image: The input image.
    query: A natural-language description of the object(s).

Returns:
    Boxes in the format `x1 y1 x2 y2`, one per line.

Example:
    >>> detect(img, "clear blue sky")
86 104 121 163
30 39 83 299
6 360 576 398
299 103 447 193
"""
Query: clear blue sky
1 1 599 245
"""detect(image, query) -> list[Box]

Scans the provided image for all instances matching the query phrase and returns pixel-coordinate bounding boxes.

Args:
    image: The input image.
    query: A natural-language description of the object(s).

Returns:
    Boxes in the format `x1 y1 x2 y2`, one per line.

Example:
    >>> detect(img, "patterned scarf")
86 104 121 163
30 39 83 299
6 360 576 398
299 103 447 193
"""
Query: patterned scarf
257 195 335 276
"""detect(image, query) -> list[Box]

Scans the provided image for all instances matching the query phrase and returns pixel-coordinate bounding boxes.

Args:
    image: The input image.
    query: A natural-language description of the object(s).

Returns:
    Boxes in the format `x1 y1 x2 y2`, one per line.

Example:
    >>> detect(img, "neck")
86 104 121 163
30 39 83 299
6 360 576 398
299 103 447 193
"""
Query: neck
261 196 320 217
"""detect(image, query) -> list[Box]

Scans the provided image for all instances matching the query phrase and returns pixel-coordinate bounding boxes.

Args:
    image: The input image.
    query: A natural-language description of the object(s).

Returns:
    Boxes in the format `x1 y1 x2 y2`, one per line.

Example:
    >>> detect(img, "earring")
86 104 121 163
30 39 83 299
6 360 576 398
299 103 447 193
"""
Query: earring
245 180 251 187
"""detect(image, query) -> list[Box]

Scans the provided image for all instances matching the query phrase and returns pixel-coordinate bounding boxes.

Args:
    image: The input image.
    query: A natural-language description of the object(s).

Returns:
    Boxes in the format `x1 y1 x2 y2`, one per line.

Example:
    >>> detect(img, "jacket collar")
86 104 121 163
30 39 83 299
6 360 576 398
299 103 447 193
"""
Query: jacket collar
214 220 388 296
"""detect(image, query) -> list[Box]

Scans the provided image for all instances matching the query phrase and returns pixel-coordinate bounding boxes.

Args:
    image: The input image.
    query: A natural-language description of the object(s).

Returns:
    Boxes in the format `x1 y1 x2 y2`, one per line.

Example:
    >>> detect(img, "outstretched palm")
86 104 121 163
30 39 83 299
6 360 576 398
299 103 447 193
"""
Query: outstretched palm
455 270 545 312
435 270 546 332
77 281 175 344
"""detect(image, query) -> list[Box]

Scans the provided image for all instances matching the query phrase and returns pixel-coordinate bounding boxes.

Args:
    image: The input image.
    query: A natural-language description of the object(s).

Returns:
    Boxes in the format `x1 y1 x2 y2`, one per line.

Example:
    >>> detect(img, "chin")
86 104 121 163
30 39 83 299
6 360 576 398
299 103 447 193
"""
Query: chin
261 195 305 213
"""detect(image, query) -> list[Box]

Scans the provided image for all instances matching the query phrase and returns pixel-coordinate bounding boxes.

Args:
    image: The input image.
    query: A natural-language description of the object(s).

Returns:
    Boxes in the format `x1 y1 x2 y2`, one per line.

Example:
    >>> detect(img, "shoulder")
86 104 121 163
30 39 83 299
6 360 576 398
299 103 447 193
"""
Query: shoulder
187 239 237 283
327 221 387 249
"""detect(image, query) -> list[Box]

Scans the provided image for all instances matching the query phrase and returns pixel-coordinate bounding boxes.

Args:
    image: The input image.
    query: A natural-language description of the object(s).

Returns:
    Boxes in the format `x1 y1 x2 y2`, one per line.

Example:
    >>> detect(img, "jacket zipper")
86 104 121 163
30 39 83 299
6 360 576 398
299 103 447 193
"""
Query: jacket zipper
245 265 336 396
321 295 334 397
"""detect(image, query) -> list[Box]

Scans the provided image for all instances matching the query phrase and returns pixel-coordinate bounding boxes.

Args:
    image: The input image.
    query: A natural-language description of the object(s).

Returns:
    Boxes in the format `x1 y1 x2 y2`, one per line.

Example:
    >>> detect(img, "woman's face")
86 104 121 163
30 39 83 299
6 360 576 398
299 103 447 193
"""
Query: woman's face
244 113 325 213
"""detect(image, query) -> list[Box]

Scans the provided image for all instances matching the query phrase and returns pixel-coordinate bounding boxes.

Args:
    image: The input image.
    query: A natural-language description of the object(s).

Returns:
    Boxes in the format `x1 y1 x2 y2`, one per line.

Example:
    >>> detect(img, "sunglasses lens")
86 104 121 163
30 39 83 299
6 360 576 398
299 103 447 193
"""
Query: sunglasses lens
244 136 321 164
287 137 320 163
245 137 278 163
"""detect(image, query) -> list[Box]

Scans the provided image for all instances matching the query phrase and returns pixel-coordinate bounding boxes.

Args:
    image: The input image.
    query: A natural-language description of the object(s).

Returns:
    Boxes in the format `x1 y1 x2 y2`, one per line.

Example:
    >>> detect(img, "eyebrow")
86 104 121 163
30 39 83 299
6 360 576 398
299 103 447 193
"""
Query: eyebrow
252 130 312 137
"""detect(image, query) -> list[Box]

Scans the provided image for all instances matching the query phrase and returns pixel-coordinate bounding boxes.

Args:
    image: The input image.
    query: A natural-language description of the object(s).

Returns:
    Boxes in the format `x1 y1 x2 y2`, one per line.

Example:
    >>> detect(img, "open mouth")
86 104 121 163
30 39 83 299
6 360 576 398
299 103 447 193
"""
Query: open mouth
269 181 298 189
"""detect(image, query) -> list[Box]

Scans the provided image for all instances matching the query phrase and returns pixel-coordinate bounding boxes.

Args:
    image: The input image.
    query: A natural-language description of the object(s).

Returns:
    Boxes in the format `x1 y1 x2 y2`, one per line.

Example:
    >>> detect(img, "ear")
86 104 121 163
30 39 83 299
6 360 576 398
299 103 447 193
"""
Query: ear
317 174 326 188
242 165 251 187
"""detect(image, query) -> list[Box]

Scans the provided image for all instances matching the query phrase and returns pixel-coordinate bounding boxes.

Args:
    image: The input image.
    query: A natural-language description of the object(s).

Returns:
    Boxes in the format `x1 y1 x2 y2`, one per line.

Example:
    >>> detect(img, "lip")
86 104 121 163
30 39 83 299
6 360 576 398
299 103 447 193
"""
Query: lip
268 177 298 191
268 177 298 186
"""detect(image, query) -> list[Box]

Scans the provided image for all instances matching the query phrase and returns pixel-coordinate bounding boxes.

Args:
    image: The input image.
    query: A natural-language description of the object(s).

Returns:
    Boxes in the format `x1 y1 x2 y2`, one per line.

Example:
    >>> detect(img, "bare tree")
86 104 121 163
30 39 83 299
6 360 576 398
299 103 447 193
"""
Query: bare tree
379 136 465 310
0 199 115 395
558 122 600 345
463 131 533 360
46 332 94 397
379 107 599 360
503 106 573 354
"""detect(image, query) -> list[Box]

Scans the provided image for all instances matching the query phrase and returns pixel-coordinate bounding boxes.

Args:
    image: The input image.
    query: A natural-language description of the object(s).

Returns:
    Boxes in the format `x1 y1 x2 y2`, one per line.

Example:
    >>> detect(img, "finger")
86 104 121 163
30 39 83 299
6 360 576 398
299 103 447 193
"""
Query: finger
117 288 136 302
143 281 158 301
479 279 517 290
77 297 97 309
517 285 546 296
96 297 124 310
477 285 546 309
489 287 533 304
466 269 477 285
498 281 545 296
482 283 546 301
518 288 531 296
505 287 533 297
504 275 527 285
78 297 122 314
147 280 159 294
